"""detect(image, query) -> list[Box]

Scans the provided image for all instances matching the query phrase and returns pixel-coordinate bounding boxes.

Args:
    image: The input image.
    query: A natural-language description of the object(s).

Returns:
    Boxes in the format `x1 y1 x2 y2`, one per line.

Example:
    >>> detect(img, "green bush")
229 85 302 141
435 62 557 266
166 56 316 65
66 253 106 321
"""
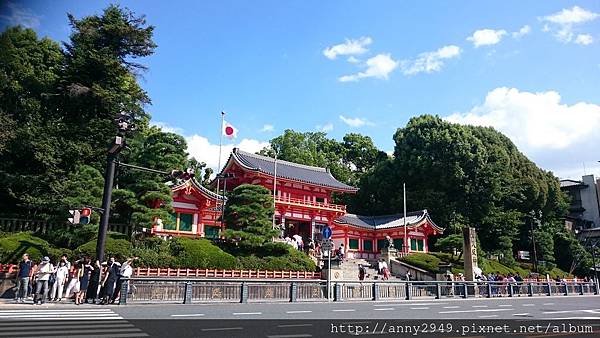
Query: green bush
170 238 237 269
75 238 132 261
0 232 69 263
237 249 316 272
400 253 442 272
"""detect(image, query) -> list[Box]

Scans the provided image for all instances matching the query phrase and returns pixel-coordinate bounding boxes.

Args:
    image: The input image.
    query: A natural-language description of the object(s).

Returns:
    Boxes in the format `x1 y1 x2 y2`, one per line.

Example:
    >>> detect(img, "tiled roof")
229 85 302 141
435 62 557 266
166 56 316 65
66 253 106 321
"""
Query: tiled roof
169 179 225 200
335 210 443 232
228 148 358 192
560 180 586 188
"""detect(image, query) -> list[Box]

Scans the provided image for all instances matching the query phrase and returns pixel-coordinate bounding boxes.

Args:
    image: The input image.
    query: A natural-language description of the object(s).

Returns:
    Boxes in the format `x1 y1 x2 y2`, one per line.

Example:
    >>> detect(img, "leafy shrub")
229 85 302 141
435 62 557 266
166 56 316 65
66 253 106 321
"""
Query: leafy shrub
170 238 237 269
75 238 132 261
400 253 442 272
0 232 69 263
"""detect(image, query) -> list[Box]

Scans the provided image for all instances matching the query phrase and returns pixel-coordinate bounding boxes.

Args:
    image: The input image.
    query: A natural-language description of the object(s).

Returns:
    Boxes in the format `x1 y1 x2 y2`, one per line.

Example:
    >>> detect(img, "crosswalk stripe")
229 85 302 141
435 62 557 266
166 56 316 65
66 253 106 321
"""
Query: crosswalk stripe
0 328 144 337
0 309 147 337
0 314 123 318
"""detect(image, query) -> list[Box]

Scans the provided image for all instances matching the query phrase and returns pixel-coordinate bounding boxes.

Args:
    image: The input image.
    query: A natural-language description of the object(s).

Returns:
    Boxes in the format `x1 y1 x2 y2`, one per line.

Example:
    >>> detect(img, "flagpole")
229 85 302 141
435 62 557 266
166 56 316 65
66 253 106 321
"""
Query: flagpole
403 183 407 255
216 111 225 231
272 149 278 231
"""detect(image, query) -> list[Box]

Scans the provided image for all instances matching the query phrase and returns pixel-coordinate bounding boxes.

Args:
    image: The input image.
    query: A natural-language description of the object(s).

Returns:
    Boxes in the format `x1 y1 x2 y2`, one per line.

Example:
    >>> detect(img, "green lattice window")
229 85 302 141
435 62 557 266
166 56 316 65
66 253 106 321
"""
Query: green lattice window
205 226 220 239
377 239 386 251
363 240 373 252
349 238 359 250
394 238 404 250
417 239 424 251
411 238 417 251
164 213 177 230
179 213 193 231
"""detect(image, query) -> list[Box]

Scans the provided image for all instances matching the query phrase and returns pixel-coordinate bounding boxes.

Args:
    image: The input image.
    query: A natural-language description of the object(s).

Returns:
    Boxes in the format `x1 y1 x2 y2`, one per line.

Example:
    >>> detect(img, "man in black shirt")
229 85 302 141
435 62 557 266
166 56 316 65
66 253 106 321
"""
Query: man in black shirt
15 254 33 303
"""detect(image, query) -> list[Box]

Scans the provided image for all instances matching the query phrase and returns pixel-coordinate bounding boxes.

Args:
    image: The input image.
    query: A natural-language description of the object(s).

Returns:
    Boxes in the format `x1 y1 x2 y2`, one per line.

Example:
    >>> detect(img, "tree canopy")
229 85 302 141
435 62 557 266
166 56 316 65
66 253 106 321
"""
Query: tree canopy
0 6 185 233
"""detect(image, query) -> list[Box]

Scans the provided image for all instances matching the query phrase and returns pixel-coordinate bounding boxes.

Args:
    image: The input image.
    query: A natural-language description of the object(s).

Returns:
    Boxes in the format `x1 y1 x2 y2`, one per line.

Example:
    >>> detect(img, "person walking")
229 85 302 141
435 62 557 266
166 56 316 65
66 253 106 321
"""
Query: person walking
358 264 366 281
32 257 54 305
51 261 69 301
15 254 33 303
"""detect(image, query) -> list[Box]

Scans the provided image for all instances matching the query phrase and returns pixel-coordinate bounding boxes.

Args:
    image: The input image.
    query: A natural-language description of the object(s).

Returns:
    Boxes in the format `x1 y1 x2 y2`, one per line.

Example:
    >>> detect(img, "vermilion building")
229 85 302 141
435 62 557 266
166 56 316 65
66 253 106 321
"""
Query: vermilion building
152 148 443 257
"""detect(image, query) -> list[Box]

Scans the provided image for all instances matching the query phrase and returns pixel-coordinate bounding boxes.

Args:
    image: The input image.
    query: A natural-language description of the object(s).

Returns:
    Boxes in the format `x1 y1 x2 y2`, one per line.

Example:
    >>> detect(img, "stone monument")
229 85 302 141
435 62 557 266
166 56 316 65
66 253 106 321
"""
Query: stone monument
462 227 478 281
380 235 398 266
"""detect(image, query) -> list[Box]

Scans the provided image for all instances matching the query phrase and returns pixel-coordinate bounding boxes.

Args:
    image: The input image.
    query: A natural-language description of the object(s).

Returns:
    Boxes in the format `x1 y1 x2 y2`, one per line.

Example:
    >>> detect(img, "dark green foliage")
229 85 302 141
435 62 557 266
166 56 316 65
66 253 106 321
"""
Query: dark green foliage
223 184 278 248
400 253 442 272
260 130 387 187
169 238 237 269
75 238 132 261
0 232 67 263
435 234 463 259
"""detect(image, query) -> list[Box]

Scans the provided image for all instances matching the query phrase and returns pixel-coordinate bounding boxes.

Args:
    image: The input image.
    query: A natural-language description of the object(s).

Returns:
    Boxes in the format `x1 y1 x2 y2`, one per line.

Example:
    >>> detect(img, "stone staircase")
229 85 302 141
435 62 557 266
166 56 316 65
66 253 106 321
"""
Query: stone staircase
340 258 400 281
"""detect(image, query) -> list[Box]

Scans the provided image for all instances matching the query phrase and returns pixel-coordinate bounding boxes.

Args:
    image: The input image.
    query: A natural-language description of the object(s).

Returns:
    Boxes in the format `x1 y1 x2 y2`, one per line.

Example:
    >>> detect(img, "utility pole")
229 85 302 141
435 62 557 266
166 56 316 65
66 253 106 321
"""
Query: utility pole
96 136 125 262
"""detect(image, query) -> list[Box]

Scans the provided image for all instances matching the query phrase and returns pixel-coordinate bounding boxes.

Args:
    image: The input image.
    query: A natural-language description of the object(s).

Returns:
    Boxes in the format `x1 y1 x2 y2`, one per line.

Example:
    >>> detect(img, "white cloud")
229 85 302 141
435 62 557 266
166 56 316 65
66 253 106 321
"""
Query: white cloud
316 123 334 132
575 34 594 45
150 121 184 134
0 2 41 28
260 124 274 132
512 25 531 38
323 37 372 60
445 87 600 150
541 6 599 43
339 115 374 128
186 135 269 174
347 56 360 63
338 53 398 82
467 29 507 47
543 6 599 25
400 45 461 75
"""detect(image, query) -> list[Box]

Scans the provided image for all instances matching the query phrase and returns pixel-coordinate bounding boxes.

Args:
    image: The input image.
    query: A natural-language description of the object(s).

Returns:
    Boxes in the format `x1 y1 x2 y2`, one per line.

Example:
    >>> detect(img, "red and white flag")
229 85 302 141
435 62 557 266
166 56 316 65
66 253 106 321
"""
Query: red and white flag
223 121 238 139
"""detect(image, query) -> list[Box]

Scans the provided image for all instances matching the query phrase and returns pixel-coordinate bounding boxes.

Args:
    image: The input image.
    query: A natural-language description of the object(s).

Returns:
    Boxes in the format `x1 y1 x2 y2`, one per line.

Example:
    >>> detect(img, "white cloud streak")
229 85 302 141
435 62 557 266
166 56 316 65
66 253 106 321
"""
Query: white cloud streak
400 45 461 75
541 6 599 44
323 37 372 60
316 123 334 133
445 87 600 150
575 34 594 45
339 115 374 128
512 25 531 38
338 53 398 82
260 124 274 132
0 2 41 28
467 29 507 47
187 135 269 174
150 121 184 134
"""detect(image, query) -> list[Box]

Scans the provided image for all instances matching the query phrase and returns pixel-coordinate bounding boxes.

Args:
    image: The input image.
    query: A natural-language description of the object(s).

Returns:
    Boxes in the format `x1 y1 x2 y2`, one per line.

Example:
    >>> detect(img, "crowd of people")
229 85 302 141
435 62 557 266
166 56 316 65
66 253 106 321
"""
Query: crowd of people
14 253 135 305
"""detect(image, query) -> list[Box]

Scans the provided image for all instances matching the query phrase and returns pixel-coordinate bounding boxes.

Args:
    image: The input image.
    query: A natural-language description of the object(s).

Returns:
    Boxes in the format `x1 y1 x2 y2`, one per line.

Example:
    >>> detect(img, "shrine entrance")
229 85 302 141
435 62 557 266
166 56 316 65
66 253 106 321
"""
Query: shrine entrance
283 219 311 242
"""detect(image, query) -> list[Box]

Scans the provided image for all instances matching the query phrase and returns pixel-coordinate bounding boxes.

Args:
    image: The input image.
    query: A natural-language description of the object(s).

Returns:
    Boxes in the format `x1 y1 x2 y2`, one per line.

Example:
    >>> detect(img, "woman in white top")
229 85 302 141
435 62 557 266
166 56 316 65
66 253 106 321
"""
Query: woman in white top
51 262 69 301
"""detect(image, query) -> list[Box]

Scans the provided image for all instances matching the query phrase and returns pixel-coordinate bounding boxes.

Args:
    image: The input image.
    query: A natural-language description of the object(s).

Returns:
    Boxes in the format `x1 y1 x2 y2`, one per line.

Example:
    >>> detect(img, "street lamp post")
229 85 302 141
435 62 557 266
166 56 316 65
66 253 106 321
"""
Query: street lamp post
591 242 599 286
529 210 539 272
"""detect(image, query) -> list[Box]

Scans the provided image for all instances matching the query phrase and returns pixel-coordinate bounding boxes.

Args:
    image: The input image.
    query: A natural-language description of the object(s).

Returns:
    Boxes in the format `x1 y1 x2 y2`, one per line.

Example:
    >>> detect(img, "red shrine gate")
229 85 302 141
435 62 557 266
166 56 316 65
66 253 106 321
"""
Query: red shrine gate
151 148 443 256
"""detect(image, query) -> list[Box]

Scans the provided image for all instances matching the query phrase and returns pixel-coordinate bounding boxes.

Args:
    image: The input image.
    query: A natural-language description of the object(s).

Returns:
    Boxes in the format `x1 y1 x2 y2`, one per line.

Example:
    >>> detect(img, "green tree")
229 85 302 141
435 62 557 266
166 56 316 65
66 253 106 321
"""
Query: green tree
223 184 278 248
436 234 463 259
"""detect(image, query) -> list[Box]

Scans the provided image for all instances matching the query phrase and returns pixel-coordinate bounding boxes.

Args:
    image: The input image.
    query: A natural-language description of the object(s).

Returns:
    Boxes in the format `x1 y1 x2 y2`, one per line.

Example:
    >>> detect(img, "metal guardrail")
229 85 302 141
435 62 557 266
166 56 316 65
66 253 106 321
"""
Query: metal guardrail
119 278 599 304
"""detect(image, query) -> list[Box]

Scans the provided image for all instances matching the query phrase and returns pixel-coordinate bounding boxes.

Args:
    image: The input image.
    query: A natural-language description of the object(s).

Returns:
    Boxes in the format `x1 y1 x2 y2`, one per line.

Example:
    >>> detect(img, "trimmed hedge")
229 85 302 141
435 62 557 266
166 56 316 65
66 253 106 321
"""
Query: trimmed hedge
400 252 442 272
0 232 68 263
169 238 238 269
237 246 316 272
75 238 132 261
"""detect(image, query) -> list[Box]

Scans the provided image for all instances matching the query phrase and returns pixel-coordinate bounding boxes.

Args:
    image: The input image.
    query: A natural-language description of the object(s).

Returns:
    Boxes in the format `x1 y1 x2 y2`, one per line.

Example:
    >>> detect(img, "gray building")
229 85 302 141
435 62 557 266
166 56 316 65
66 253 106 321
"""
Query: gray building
560 175 600 230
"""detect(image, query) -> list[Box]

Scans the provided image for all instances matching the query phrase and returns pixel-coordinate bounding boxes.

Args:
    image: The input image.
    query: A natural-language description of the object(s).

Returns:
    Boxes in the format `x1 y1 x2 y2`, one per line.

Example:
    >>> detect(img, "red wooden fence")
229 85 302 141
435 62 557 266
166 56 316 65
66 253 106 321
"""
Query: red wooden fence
0 264 321 279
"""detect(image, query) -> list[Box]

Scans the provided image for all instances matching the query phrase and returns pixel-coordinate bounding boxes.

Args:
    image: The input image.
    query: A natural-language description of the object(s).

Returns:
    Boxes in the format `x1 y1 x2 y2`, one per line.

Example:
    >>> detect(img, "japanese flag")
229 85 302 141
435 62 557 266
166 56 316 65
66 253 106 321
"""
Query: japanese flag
223 121 238 139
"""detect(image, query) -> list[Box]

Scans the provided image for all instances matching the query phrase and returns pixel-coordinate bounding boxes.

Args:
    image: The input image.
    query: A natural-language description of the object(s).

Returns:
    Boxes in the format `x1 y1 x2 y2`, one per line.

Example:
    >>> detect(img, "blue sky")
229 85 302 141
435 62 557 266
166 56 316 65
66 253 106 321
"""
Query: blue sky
2 1 600 179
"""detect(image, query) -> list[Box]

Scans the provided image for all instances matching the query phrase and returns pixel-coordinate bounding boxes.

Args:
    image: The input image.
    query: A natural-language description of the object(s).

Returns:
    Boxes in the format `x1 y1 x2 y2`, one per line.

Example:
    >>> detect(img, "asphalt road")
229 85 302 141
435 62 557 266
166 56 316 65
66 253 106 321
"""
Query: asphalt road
1 296 600 337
